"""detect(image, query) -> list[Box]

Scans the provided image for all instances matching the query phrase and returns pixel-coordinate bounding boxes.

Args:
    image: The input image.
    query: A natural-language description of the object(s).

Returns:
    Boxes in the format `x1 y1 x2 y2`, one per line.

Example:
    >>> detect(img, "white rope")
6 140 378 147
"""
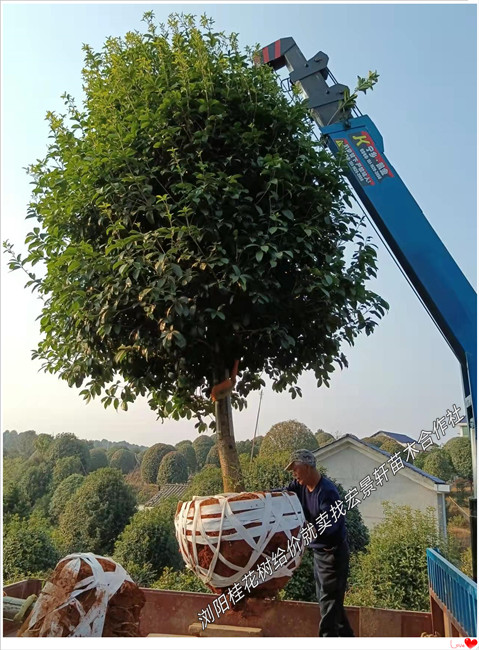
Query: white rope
24 553 133 637
175 492 305 588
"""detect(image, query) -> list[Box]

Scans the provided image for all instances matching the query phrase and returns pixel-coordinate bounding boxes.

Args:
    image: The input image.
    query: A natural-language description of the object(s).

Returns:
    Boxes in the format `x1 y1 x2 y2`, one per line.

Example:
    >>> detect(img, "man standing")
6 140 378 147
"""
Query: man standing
272 449 354 637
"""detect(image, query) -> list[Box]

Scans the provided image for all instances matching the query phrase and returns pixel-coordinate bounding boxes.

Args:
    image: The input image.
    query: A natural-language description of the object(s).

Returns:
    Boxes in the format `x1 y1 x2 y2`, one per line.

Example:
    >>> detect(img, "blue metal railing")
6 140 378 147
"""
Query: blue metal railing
427 548 477 636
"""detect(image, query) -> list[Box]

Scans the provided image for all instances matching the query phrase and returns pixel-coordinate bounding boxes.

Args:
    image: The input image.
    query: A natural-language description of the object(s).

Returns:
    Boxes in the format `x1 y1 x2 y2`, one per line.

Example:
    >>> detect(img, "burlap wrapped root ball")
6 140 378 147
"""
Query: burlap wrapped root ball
175 491 306 598
18 553 145 637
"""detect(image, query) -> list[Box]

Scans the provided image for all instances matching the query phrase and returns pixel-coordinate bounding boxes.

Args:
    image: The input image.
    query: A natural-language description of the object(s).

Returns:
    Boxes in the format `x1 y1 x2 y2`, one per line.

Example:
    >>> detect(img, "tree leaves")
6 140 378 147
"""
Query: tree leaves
4 12 389 430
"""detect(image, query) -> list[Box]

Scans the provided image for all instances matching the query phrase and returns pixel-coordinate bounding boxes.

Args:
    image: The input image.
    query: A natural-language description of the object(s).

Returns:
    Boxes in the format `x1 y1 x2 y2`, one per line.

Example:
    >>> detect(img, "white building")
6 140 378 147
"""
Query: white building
314 434 450 537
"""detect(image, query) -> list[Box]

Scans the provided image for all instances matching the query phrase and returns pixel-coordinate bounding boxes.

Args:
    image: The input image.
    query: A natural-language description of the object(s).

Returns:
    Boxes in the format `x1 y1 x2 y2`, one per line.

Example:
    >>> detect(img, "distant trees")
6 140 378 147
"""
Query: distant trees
156 451 188 486
57 468 136 555
34 433 54 458
444 437 473 481
53 455 84 486
114 498 182 586
315 430 334 448
423 449 455 482
362 434 403 455
16 430 37 459
48 433 90 473
259 420 317 457
184 465 223 499
244 452 291 492
141 443 176 483
19 463 53 507
175 441 197 474
88 447 109 471
192 435 215 469
3 483 30 523
49 474 85 523
110 448 137 474
205 445 221 468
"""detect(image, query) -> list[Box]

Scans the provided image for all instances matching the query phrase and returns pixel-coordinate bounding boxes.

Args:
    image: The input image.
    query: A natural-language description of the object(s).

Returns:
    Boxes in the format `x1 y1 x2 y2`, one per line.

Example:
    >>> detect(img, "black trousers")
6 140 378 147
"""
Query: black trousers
313 538 355 637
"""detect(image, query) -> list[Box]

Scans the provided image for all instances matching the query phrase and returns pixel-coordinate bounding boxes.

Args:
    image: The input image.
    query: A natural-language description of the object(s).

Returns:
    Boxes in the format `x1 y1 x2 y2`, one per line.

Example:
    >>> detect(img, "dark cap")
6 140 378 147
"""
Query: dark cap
284 449 316 471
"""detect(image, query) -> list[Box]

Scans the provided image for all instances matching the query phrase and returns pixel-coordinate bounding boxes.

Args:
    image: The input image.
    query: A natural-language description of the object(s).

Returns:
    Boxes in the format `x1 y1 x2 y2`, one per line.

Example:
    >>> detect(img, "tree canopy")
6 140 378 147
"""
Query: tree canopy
88 447 109 470
48 433 90 472
259 420 318 457
113 497 182 586
6 12 388 439
49 473 85 523
140 442 175 483
175 440 197 474
3 516 59 583
444 437 472 480
192 434 215 468
345 503 455 612
315 430 334 447
109 447 137 474
422 449 455 482
57 467 136 555
156 450 188 485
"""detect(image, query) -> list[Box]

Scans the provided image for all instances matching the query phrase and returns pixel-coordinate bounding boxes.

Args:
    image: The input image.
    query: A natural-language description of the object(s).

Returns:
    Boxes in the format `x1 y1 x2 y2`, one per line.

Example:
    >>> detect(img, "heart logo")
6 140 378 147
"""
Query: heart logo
465 640 477 649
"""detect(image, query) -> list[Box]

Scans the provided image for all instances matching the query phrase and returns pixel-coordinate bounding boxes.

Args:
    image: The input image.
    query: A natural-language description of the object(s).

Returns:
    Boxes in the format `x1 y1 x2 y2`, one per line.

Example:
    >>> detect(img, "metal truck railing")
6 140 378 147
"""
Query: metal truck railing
427 547 477 637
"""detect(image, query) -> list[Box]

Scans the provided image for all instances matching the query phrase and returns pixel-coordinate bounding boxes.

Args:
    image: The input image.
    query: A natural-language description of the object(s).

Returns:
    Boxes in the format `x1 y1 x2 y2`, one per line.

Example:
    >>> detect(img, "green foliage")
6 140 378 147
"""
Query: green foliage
88 447 109 470
152 566 208 593
423 449 455 482
53 455 84 486
333 70 380 125
49 473 85 523
259 420 318 457
57 467 136 555
334 481 369 554
113 497 182 586
175 441 197 474
192 435 215 468
110 448 137 474
345 503 450 611
376 437 403 455
16 430 37 459
3 456 26 484
315 430 334 447
34 433 54 458
48 433 90 472
236 437 261 458
205 444 221 468
3 515 59 583
157 450 189 486
244 451 291 491
18 462 53 507
5 12 388 433
413 450 429 469
444 437 473 480
3 483 30 522
106 445 128 460
362 436 383 449
141 442 176 483
3 430 19 456
460 546 473 579
282 548 316 602
184 465 224 498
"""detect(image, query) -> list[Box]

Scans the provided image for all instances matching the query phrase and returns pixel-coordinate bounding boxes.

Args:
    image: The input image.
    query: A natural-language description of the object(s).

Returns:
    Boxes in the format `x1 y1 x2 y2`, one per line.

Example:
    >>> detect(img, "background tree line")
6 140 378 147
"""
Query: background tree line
3 420 471 610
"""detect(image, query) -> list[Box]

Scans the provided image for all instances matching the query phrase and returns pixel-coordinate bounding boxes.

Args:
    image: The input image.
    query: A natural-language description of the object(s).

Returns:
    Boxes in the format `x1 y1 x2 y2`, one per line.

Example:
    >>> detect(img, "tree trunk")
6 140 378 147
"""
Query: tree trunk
214 367 245 493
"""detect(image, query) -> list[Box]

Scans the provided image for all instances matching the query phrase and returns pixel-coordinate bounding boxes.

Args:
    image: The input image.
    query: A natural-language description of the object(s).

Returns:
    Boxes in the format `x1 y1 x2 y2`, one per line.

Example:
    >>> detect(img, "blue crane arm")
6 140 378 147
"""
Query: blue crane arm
257 38 477 434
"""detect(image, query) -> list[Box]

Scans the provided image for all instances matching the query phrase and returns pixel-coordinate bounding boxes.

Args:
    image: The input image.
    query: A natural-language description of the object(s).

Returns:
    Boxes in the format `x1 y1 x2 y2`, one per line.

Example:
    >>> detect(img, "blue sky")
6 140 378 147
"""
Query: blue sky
1 3 476 447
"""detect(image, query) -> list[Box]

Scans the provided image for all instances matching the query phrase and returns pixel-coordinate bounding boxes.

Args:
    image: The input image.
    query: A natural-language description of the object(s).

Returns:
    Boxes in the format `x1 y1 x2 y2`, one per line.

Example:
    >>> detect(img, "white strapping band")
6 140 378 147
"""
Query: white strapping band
175 491 305 588
25 553 133 637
